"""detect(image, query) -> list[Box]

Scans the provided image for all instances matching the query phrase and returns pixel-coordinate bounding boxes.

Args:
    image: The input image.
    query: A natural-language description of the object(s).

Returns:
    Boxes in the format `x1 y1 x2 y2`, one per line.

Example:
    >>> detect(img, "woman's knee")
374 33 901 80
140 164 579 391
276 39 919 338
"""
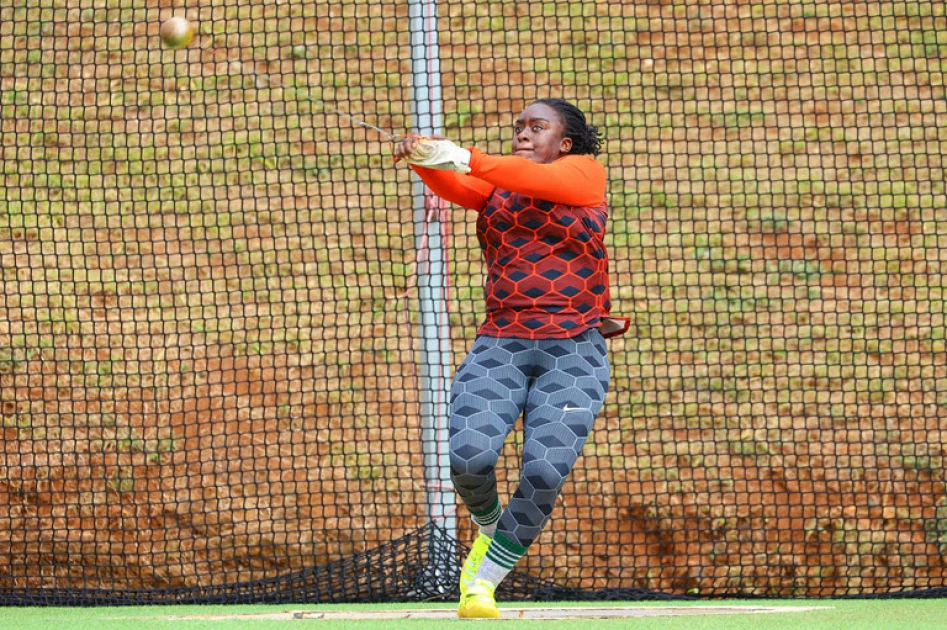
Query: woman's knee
449 446 499 488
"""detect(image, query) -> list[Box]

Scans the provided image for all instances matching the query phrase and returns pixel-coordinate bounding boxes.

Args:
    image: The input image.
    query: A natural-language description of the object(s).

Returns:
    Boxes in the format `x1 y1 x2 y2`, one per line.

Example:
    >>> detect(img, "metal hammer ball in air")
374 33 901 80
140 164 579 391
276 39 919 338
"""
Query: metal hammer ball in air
160 16 193 49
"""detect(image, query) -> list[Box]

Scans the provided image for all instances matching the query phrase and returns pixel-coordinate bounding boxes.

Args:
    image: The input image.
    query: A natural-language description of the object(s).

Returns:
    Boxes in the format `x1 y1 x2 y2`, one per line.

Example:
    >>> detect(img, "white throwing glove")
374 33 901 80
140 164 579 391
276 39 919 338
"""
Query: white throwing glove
405 138 472 174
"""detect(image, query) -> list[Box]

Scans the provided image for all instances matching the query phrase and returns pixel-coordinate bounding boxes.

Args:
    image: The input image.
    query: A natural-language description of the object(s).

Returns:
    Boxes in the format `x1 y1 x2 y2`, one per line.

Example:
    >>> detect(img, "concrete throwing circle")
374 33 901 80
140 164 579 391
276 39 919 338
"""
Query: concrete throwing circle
139 605 830 621
291 605 831 620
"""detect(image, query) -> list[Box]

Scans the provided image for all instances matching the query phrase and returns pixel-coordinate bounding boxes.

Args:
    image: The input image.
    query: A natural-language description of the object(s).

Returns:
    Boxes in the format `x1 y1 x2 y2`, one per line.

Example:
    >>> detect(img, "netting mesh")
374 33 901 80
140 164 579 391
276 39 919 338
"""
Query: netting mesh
1 0 945 605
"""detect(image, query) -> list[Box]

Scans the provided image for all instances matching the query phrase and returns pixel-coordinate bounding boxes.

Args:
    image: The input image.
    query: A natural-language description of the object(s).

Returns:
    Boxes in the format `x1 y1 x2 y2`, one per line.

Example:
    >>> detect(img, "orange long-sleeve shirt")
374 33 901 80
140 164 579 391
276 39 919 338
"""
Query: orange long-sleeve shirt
412 149 625 339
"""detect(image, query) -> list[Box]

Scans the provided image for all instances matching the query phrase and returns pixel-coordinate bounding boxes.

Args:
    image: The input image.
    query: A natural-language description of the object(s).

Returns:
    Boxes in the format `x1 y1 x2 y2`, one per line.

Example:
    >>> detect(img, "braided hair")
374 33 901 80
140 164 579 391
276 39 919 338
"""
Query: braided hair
533 98 604 156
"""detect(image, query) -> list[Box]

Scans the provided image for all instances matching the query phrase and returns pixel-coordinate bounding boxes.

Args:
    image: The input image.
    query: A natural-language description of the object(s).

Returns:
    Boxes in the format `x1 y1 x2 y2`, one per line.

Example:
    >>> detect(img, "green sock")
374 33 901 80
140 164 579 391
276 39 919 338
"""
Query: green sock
475 531 527 586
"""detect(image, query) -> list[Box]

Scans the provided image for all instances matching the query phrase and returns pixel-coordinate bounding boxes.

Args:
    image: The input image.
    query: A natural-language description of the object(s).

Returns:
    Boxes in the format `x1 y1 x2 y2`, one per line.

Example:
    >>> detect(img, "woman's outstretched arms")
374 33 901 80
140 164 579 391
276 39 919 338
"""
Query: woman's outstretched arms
395 137 607 209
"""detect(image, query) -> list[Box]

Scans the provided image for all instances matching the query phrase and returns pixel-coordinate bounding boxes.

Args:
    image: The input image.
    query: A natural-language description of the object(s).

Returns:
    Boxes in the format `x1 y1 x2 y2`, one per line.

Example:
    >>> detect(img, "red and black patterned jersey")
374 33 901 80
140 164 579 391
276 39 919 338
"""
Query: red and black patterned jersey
475 188 610 338
411 149 628 340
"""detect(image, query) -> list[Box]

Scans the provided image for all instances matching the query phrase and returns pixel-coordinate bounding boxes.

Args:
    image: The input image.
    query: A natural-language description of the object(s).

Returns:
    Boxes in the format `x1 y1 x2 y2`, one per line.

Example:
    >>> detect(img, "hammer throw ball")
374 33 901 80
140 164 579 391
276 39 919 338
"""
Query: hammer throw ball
160 16 194 50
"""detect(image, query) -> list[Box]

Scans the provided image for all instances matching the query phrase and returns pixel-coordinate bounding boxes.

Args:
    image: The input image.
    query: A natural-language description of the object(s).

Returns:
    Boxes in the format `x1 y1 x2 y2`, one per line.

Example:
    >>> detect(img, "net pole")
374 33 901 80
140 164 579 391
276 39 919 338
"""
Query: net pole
409 0 456 538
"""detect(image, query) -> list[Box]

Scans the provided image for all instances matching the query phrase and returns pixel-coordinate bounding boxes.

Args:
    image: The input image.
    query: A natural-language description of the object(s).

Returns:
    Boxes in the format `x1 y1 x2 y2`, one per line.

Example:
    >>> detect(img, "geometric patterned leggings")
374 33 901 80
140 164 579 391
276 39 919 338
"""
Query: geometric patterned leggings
448 328 610 548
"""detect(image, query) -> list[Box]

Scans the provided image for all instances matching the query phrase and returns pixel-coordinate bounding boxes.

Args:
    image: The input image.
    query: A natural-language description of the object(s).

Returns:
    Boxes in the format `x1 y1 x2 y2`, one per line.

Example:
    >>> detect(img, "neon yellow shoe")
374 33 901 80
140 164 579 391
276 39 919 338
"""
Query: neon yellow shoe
460 531 492 596
458 578 500 619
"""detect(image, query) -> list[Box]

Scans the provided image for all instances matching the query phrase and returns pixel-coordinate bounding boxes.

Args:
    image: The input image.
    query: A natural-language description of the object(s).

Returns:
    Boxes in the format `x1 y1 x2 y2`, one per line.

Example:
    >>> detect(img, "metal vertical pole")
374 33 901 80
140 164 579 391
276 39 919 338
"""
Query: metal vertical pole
408 0 456 539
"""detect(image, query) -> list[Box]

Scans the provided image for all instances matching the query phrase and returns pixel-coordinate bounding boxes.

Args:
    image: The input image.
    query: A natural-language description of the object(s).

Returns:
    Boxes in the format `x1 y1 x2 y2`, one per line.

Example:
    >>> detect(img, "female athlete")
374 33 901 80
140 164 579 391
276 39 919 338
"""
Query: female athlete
394 98 628 618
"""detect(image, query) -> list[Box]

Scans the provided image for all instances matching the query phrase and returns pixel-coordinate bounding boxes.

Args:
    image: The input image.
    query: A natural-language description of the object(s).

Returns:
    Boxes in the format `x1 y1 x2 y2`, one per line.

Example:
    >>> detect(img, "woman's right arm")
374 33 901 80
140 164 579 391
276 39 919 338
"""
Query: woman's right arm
409 166 495 211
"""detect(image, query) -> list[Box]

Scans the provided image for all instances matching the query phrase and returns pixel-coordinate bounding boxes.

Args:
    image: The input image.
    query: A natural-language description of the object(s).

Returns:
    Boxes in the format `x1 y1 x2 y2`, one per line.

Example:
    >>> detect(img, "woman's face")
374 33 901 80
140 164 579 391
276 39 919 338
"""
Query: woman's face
511 102 573 164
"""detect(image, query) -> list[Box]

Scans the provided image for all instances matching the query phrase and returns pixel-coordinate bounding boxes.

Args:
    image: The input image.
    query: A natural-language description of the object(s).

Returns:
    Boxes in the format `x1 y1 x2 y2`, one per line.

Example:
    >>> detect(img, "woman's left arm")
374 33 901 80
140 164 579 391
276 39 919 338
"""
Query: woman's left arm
467 150 607 206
